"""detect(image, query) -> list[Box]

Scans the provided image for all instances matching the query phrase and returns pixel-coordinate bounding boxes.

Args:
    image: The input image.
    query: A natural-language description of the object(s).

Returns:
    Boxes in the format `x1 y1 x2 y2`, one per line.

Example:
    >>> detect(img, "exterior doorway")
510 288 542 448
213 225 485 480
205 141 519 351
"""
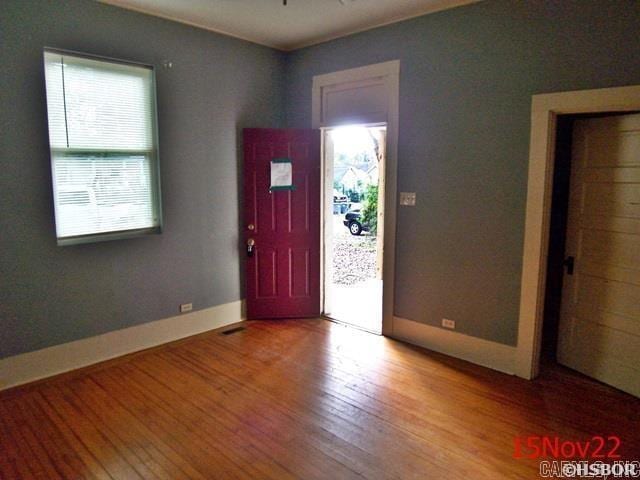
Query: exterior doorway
312 60 399 336
322 125 385 333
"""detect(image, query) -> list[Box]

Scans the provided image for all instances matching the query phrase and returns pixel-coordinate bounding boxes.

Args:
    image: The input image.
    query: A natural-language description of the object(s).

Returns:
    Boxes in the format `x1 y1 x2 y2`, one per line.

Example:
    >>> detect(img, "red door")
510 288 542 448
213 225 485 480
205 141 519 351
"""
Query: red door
243 129 321 319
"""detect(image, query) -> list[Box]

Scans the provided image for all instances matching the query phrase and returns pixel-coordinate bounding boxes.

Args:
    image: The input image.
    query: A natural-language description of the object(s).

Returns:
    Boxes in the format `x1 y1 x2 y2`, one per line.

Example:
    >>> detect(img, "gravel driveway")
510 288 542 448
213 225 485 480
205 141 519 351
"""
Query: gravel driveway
332 215 377 286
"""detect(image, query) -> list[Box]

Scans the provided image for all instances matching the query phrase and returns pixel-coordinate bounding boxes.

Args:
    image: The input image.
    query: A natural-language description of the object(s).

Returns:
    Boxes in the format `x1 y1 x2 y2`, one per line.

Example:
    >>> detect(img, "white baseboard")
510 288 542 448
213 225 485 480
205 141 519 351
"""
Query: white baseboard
0 300 245 391
392 316 516 375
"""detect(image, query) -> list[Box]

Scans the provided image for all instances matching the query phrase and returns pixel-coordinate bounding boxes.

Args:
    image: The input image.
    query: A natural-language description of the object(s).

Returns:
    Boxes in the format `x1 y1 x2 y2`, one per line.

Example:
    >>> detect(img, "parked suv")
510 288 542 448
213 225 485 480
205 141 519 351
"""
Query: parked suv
343 209 369 235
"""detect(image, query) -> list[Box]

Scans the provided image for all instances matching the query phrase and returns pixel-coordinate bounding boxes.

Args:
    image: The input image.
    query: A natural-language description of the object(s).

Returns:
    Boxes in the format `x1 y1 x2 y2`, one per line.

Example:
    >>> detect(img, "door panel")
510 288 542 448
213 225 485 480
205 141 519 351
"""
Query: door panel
256 248 277 298
289 248 310 297
581 229 640 267
576 275 640 320
558 114 640 397
243 129 320 319
583 183 640 217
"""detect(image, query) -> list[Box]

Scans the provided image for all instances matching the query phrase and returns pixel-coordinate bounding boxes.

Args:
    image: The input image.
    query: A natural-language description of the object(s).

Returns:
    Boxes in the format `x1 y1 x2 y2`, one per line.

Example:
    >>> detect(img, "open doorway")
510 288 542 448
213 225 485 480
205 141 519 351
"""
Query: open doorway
322 125 385 333
540 112 640 398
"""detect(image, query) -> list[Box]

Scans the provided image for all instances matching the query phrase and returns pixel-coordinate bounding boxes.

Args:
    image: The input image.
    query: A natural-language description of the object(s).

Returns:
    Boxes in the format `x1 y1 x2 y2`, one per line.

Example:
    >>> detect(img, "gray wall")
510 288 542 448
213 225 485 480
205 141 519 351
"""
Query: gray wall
284 0 640 345
0 0 285 358
3 0 640 359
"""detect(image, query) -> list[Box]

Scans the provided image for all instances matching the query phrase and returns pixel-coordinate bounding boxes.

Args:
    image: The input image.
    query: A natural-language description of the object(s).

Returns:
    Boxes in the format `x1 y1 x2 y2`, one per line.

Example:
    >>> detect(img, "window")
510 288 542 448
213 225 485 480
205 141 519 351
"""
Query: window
43 49 162 245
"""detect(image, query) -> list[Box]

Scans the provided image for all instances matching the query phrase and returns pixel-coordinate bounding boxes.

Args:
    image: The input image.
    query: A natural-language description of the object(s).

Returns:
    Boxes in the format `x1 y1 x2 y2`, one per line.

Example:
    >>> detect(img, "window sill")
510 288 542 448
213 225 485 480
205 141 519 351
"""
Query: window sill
57 226 162 246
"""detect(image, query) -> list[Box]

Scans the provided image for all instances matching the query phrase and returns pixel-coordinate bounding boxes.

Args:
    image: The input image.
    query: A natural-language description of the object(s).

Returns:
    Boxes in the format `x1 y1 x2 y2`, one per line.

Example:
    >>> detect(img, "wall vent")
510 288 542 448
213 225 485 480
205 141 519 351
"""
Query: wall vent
221 326 245 336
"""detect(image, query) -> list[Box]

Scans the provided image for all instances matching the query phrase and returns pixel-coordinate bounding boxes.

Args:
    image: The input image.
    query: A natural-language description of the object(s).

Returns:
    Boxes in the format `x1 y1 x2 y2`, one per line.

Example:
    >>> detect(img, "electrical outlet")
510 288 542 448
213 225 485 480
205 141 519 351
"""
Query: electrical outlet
441 318 455 329
180 303 193 313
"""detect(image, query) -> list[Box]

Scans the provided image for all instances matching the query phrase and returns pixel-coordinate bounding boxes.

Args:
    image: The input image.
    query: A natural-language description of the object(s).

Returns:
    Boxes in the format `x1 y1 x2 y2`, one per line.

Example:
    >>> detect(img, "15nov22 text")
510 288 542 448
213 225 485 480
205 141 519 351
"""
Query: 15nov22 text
513 436 622 460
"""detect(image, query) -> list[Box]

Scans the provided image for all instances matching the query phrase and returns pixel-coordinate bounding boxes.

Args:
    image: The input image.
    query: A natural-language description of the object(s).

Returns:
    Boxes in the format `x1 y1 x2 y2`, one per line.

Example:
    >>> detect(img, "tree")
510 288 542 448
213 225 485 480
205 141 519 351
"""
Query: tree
361 184 378 235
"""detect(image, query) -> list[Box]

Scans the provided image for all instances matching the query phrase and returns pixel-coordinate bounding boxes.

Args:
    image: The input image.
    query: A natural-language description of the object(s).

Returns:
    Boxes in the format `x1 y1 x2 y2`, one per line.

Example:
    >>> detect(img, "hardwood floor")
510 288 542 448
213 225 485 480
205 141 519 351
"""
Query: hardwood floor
1 318 639 479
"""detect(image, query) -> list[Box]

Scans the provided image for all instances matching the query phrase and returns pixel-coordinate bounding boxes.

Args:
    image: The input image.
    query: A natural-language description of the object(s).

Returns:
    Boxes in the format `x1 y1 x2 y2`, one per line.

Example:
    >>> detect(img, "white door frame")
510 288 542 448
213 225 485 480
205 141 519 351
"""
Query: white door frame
312 60 400 336
515 84 640 380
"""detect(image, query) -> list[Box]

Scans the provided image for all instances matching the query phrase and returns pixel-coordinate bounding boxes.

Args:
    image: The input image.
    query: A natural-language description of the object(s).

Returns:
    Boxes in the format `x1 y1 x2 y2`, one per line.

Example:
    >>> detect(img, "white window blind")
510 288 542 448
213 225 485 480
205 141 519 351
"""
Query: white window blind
43 49 161 245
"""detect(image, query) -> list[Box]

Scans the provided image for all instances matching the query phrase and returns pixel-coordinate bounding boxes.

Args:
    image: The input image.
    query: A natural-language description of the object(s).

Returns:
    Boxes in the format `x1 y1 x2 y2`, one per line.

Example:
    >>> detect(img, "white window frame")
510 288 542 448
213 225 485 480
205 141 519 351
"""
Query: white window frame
43 47 163 246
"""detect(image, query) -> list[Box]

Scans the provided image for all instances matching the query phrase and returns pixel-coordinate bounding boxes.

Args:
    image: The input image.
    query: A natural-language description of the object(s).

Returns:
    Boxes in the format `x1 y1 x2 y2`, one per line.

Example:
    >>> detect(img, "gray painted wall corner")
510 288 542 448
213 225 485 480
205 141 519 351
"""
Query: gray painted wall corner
284 0 640 346
0 0 286 358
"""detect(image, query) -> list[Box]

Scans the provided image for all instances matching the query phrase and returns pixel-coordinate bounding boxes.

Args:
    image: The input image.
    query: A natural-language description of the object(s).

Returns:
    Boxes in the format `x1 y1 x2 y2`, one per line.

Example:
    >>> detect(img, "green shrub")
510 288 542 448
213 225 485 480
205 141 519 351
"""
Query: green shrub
361 184 378 235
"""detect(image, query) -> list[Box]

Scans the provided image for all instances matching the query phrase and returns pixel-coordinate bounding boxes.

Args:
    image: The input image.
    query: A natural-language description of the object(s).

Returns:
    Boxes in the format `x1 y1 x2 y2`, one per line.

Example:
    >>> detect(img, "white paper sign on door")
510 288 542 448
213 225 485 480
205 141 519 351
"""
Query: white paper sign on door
270 158 293 191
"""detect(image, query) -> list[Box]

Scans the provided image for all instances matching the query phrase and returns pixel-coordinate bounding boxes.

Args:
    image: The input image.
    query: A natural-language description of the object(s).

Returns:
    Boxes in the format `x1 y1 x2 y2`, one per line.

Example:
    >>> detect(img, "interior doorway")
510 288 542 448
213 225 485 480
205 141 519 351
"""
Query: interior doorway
515 85 640 381
322 125 386 333
541 112 640 398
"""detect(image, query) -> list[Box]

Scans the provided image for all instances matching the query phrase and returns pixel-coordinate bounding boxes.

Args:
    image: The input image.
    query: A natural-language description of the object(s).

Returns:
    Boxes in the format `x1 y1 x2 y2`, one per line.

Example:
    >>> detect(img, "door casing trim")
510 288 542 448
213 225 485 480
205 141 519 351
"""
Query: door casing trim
312 60 400 336
516 84 640 380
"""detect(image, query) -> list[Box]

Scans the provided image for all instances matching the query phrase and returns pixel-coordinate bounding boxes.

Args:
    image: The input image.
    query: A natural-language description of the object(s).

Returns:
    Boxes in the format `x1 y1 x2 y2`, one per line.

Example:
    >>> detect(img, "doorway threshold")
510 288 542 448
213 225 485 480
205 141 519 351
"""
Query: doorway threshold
322 310 382 336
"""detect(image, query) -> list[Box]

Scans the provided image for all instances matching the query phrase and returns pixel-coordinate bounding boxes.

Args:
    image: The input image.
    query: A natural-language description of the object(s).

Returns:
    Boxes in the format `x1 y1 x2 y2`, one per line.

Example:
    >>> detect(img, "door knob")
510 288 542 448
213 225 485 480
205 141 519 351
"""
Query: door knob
247 238 255 257
247 223 255 231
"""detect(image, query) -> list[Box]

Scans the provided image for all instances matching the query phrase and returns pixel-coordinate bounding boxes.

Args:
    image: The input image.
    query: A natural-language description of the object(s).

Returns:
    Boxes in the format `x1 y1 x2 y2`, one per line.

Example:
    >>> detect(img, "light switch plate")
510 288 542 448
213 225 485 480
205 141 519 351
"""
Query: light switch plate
399 192 416 206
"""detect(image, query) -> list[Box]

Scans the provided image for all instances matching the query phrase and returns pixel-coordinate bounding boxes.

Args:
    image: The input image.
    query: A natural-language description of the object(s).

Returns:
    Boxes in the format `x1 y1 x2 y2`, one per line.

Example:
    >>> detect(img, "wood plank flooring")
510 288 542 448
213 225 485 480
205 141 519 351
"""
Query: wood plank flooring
1 318 639 479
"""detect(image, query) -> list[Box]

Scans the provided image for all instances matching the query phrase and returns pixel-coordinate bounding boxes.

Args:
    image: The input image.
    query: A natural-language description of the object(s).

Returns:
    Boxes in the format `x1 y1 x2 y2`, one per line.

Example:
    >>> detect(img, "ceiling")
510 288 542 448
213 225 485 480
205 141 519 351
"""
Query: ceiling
99 0 480 51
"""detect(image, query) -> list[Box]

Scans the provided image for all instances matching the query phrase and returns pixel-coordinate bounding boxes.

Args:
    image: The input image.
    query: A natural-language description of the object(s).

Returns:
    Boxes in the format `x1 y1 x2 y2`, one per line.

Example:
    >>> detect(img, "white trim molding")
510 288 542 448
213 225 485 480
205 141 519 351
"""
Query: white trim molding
0 300 245 391
393 316 517 375
312 61 400 338
516 85 640 380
